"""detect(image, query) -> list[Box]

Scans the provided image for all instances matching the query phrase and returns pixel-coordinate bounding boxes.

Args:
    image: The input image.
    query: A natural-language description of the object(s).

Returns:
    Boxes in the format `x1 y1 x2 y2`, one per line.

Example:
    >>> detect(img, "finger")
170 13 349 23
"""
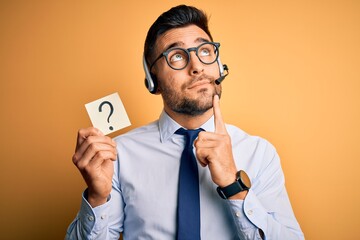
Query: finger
73 141 116 168
87 150 117 169
194 137 218 148
77 127 104 148
195 148 209 167
198 132 221 141
85 142 117 162
77 148 116 171
75 135 116 160
198 160 208 168
213 95 227 134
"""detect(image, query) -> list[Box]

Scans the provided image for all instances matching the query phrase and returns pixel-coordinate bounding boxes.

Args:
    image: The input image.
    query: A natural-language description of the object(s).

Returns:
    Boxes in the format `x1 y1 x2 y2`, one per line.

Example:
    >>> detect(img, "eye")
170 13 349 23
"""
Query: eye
168 49 188 67
199 47 211 57
170 53 184 62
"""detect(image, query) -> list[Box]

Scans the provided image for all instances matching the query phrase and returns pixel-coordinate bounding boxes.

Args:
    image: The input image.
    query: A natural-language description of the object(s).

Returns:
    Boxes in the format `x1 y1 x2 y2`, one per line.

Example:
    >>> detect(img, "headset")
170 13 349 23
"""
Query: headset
143 55 229 94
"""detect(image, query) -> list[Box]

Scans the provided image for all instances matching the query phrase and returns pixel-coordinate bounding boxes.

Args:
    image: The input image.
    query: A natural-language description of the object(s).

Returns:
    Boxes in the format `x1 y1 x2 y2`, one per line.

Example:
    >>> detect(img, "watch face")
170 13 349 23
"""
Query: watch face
239 170 251 188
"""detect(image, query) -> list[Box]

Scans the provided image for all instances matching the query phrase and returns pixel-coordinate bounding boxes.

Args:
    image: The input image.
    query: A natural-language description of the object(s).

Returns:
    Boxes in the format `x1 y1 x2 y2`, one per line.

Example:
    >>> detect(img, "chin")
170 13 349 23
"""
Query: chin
172 95 213 116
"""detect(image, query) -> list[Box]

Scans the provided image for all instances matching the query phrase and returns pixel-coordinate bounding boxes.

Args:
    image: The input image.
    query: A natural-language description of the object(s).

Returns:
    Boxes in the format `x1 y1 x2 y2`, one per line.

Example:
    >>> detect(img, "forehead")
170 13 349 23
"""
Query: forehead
154 25 211 54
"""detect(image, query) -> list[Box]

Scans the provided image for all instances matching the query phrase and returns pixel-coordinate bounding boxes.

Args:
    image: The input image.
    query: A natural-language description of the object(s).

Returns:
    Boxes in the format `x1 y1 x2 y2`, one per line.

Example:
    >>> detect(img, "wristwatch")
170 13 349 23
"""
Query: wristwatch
216 170 251 199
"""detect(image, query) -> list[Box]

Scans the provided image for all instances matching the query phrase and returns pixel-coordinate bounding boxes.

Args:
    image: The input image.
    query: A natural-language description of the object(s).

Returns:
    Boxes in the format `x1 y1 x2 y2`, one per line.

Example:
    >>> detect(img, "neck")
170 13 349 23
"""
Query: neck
164 106 213 130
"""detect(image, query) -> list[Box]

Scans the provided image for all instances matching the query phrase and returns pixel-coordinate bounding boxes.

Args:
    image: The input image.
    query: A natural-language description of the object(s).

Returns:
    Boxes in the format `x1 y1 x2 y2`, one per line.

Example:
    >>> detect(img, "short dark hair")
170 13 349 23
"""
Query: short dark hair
144 5 212 65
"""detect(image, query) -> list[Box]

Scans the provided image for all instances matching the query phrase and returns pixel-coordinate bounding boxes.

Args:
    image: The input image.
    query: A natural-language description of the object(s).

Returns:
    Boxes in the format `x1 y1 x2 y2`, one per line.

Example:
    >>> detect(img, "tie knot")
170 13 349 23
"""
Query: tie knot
175 128 204 146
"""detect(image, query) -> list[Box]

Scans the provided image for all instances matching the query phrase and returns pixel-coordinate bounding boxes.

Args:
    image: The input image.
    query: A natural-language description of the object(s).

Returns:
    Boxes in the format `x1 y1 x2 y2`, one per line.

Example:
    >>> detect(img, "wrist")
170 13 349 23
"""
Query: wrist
86 189 110 207
218 171 238 188
216 170 251 200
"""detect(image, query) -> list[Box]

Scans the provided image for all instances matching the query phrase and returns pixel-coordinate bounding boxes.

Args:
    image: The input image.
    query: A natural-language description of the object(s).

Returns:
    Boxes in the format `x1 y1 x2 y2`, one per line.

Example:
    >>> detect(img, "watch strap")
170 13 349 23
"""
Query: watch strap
217 181 244 199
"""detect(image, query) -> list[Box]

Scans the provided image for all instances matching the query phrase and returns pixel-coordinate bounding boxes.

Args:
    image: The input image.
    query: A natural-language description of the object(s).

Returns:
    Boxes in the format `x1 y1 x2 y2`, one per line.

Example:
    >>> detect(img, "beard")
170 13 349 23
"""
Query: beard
159 75 222 116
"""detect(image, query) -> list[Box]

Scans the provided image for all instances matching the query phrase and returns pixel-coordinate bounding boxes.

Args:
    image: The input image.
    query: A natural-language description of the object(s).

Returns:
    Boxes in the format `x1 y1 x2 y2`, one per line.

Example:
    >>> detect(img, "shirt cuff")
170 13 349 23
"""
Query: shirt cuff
226 190 267 239
242 189 269 233
227 197 257 230
79 189 112 234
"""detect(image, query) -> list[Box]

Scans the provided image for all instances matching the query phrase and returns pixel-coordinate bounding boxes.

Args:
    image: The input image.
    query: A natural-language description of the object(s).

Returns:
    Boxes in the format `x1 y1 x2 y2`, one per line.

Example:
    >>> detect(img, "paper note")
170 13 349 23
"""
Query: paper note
85 92 131 135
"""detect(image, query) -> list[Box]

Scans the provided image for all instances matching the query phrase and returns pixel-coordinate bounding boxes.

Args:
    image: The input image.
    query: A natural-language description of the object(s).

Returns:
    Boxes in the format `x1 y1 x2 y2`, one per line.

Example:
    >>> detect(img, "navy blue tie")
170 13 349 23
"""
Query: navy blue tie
175 128 203 240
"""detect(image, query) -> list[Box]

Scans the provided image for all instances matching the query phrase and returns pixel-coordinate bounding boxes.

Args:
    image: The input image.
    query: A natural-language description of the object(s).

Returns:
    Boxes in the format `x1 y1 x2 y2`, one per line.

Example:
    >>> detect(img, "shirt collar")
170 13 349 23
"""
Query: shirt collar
159 110 215 143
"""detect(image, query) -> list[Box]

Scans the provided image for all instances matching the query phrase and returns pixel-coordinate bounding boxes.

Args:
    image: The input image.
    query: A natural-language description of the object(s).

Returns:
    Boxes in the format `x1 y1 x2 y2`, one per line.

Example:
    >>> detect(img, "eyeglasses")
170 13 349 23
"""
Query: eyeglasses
150 42 220 71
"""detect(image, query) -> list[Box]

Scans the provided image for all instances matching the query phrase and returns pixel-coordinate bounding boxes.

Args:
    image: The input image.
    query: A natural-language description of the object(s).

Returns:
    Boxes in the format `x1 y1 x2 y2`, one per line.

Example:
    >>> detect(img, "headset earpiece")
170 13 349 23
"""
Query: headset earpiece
217 57 225 76
143 55 158 94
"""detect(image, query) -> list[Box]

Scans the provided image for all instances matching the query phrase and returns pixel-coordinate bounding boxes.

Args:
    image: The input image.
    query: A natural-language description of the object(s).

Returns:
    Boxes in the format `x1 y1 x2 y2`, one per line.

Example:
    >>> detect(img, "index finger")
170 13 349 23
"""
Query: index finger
213 95 227 134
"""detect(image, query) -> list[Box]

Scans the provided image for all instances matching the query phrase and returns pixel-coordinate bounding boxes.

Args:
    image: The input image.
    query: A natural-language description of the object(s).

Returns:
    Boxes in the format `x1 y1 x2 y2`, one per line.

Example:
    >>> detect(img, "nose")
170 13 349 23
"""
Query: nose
188 51 204 76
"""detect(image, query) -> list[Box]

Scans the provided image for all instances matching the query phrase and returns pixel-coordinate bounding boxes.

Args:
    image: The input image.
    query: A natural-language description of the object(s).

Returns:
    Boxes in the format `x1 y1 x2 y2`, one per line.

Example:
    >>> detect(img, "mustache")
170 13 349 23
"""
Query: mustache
186 74 216 87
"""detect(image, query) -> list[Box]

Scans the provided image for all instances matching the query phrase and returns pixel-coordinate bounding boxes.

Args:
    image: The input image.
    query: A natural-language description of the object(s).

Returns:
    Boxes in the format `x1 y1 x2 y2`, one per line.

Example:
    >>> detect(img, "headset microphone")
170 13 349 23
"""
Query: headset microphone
215 64 229 85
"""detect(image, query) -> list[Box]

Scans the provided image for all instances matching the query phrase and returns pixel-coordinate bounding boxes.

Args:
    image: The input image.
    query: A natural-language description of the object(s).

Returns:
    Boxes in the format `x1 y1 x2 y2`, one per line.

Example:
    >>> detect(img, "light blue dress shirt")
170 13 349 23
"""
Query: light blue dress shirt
66 111 304 240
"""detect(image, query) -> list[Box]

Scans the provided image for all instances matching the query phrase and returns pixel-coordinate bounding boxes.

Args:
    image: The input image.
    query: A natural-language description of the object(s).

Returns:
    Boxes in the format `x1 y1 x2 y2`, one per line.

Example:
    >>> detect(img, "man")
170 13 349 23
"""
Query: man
66 5 304 240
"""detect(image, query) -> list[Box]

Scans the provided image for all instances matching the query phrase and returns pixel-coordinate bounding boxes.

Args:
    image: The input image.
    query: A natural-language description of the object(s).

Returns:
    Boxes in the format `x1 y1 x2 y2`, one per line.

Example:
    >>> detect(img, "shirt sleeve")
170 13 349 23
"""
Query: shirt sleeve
225 141 305 240
65 187 124 240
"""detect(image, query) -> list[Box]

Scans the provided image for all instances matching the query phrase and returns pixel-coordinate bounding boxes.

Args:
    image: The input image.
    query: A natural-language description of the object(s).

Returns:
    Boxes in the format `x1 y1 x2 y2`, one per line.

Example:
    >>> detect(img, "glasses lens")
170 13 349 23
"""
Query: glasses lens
166 49 189 70
165 42 219 70
198 43 218 64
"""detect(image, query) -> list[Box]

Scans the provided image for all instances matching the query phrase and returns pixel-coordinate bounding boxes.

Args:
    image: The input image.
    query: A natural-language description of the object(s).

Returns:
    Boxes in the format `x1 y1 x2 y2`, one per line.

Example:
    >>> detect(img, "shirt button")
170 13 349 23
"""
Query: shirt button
101 215 106 220
88 215 94 221
235 212 241 217
247 210 253 215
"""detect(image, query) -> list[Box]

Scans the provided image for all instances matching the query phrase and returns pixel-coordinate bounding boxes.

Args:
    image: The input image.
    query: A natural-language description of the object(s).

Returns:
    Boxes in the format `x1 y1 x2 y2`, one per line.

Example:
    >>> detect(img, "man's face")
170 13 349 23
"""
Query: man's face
152 25 222 116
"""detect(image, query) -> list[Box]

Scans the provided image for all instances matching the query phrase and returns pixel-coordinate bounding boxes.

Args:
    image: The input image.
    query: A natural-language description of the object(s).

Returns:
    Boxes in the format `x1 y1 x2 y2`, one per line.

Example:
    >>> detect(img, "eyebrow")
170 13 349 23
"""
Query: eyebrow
162 37 210 52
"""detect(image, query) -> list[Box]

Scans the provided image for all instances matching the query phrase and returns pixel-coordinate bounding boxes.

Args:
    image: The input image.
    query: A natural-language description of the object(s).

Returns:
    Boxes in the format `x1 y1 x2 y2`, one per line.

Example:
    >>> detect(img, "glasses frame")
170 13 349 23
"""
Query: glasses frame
149 42 220 72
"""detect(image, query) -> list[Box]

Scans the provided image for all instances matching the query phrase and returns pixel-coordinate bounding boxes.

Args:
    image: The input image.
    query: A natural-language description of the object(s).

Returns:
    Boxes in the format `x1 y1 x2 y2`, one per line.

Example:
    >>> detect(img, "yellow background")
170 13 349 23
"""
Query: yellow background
1 0 359 239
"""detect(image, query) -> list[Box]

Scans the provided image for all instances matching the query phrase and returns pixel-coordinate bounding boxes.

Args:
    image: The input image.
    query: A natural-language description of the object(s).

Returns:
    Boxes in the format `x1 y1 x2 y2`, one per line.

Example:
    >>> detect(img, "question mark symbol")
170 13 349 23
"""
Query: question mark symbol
98 101 114 131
